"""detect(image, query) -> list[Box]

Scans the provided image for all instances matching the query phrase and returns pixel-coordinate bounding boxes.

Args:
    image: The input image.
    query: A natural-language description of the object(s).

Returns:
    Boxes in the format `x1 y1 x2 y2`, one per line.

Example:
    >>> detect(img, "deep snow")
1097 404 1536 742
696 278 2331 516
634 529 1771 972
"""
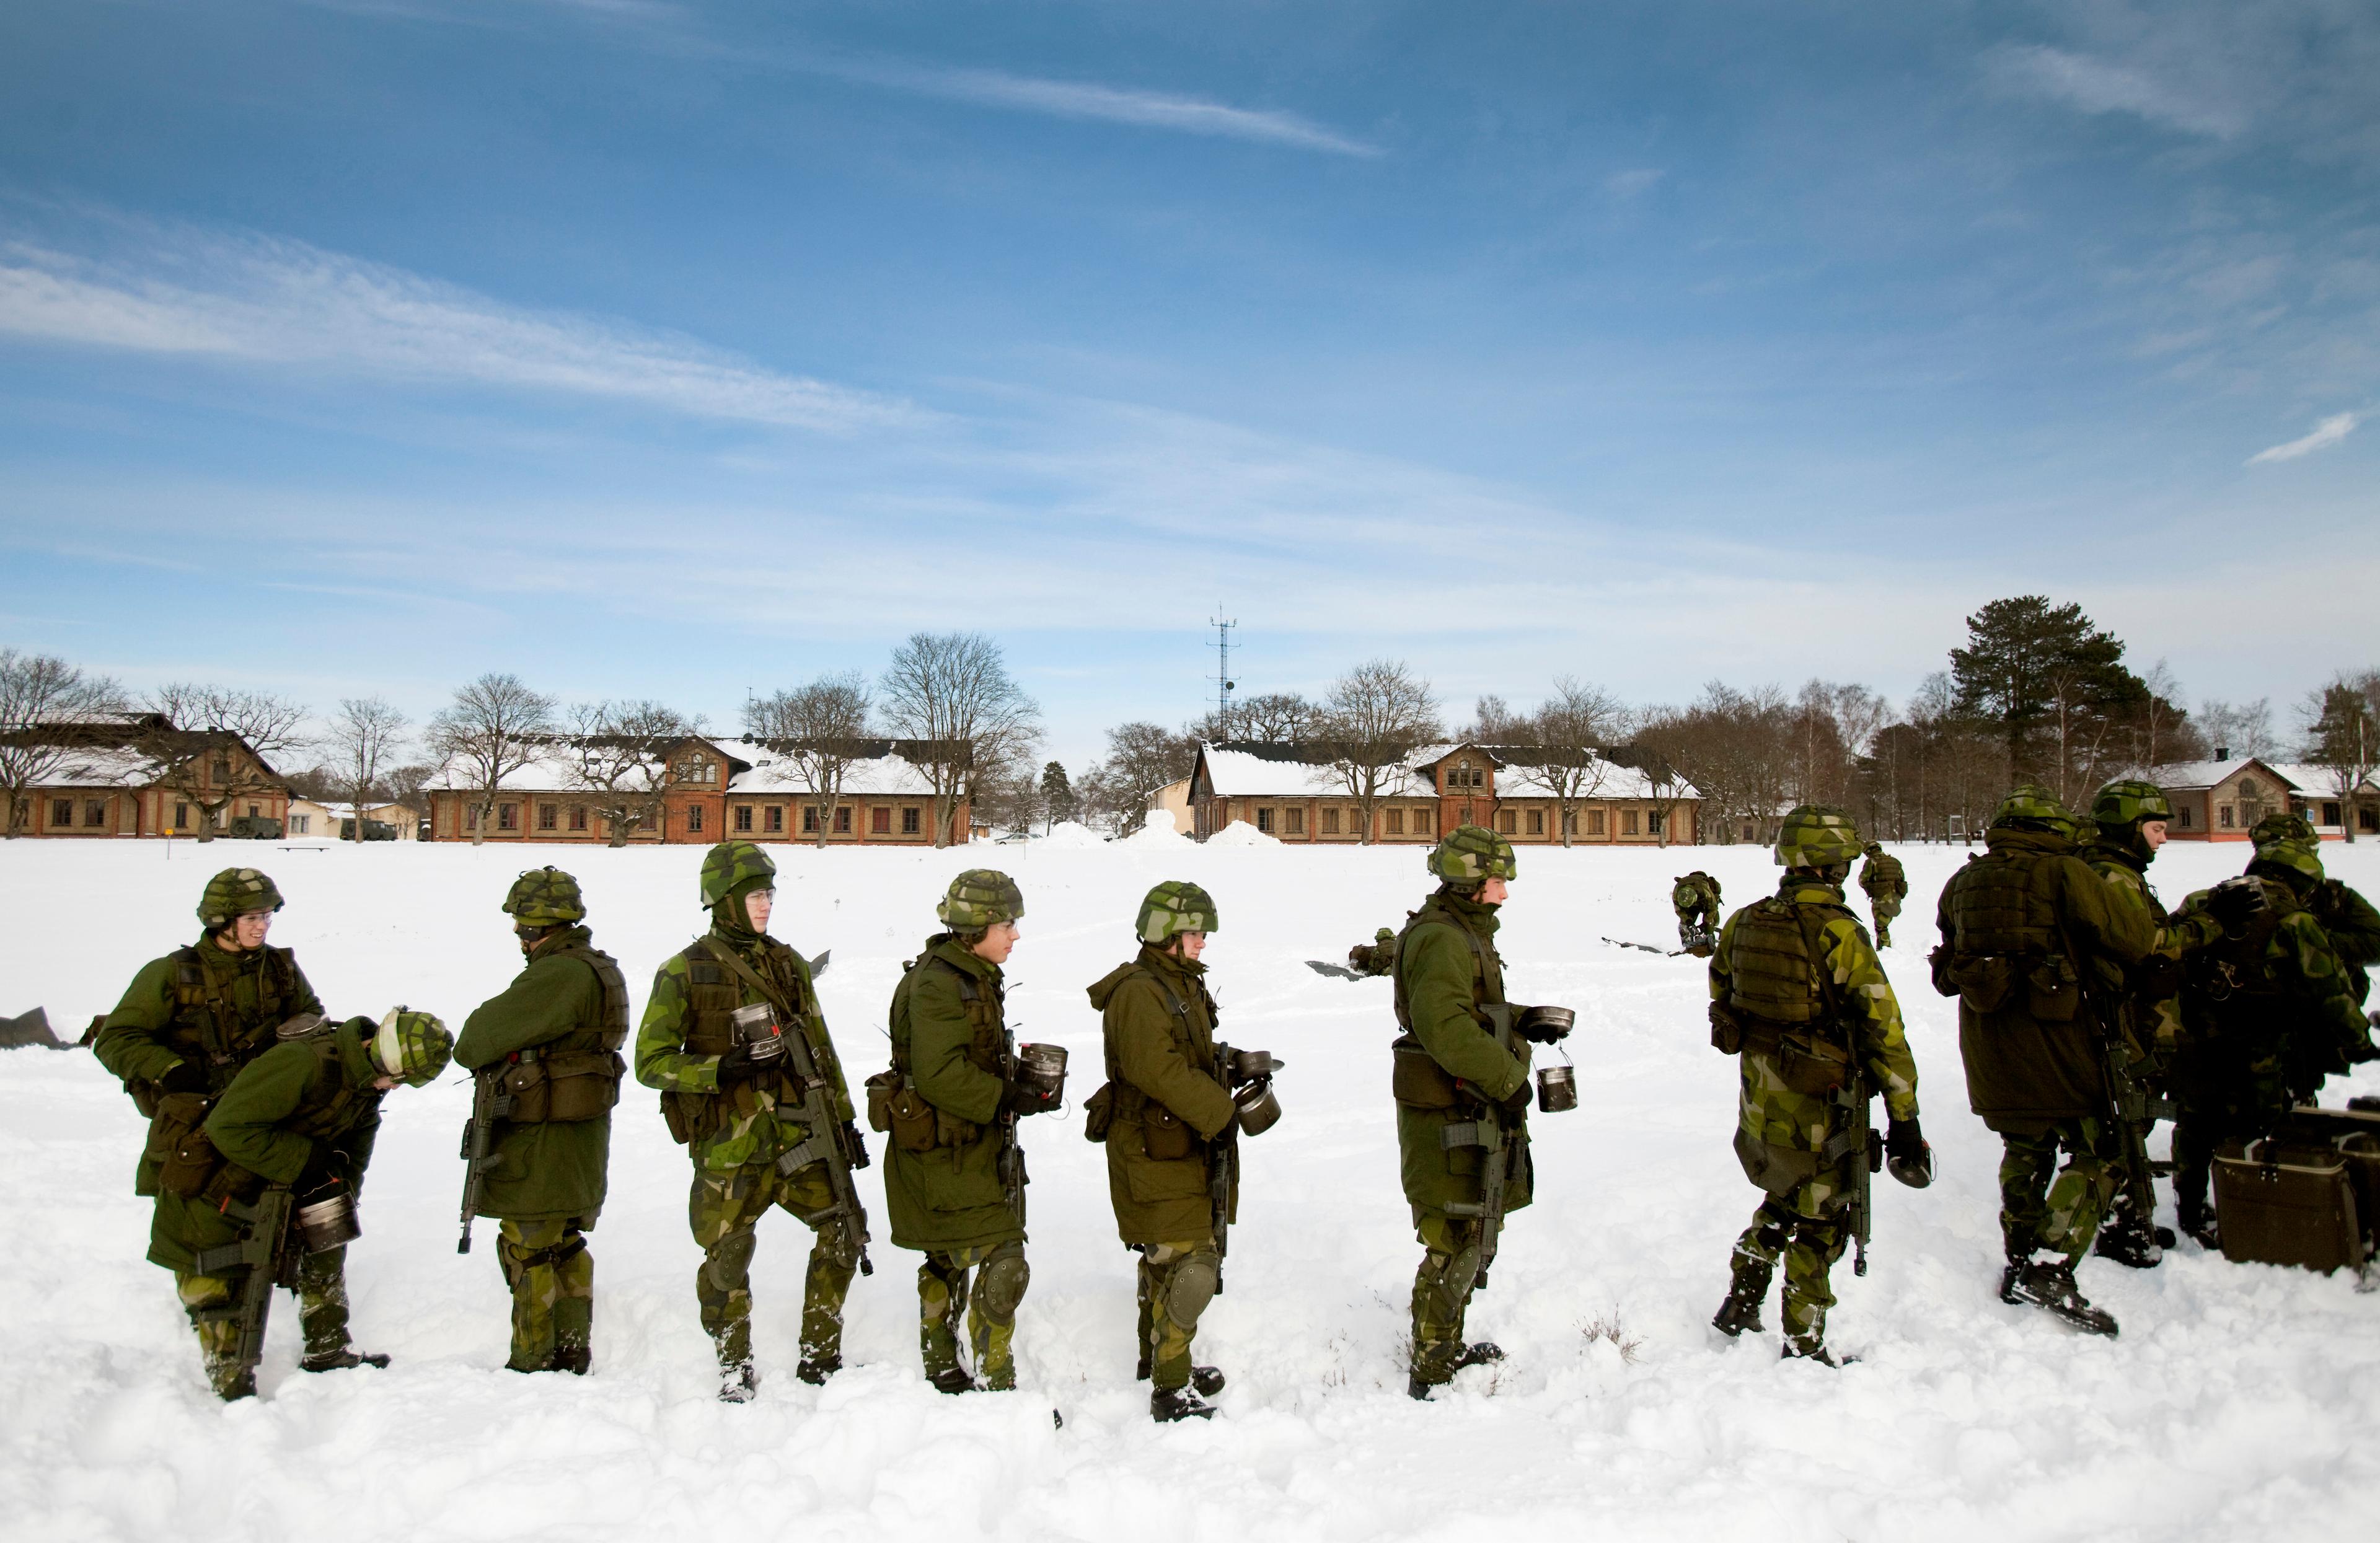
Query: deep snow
4 833 2378 1543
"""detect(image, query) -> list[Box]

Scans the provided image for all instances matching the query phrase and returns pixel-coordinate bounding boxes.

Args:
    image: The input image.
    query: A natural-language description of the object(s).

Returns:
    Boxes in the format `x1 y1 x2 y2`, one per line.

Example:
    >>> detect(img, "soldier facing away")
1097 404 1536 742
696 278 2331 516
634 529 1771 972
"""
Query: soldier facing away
1673 871 1724 957
635 841 866 1401
152 1008 451 1398
879 869 1052 1394
2166 835 2374 1248
1709 806 1928 1366
1932 786 2153 1336
1391 825 1571 1399
454 867 629 1374
2250 812 2380 1004
1086 881 1258 1423
1856 843 1909 949
94 868 383 1386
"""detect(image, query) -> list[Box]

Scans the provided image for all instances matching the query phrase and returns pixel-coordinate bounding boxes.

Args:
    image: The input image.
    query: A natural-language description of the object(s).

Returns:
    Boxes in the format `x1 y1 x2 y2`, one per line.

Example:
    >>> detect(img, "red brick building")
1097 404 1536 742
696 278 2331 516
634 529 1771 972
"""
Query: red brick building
4 712 292 838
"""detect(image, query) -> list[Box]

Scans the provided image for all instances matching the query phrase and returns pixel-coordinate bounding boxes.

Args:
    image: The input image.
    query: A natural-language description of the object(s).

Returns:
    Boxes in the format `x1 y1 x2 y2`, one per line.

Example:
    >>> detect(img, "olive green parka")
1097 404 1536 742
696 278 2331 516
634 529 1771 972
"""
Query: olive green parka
1390 889 1533 1223
454 925 622 1223
883 936 1023 1252
1088 945 1238 1246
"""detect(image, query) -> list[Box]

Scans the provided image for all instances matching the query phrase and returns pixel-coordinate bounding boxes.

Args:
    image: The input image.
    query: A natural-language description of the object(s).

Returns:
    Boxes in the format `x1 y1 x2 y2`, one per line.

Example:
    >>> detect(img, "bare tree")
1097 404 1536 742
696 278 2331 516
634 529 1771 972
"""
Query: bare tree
383 762 438 831
327 697 409 842
879 633 1042 847
430 674 557 846
1461 693 1529 742
568 699 702 846
141 684 312 842
0 649 126 837
2199 697 2278 760
1315 659 1441 845
746 674 871 848
2302 672 2380 844
1232 692 1321 745
1504 676 1628 847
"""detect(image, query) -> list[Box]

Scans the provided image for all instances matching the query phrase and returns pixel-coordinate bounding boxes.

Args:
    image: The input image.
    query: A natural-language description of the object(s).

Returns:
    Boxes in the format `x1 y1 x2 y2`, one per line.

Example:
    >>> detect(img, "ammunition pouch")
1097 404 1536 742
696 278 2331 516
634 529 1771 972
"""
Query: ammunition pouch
2024 956 2081 1022
863 1068 899 1134
149 1092 223 1199
1944 952 2018 1013
888 1080 939 1153
1709 1002 1744 1056
1082 1081 1115 1143
1390 1035 1464 1110
500 1050 624 1123
1142 1104 1196 1162
1737 1017 1854 1096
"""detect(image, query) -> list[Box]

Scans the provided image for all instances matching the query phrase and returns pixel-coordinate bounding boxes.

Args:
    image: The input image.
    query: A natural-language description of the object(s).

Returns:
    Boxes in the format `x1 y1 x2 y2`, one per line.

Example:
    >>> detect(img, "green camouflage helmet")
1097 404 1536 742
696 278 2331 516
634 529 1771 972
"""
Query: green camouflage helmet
1136 879 1219 944
2249 811 2317 846
1774 805 1864 869
938 869 1024 930
2091 778 2174 827
371 1008 453 1088
501 866 586 928
198 868 284 927
699 841 777 908
2252 838 2325 886
1990 784 2079 840
1427 825 1517 886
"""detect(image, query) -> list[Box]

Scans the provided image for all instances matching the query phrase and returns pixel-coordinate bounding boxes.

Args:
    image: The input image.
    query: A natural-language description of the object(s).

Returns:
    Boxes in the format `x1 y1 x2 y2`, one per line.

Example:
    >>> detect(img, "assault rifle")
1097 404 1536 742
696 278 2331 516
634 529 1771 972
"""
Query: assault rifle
190 1185 299 1387
456 1066 513 1255
1844 1064 1882 1277
1600 936 1690 958
1209 1045 1282 1294
773 1013 875 1277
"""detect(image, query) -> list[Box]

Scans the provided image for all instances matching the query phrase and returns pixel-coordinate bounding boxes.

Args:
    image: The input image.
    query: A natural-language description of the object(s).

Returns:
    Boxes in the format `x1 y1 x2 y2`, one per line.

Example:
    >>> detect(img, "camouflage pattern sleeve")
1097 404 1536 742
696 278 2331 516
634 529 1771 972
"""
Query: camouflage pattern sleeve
202 1042 320 1185
91 954 183 1088
1404 925 1529 1101
1819 914 1919 1123
2316 880 2380 968
633 954 720 1094
2275 912 2376 1064
1708 910 1739 1003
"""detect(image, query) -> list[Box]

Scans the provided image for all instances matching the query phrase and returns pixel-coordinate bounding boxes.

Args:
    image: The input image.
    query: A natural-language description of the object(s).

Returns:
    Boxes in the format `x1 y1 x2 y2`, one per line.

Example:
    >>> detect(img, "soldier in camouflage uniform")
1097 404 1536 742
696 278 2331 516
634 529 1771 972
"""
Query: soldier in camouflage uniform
1391 826 1571 1400
1673 871 1723 957
1709 807 1927 1366
879 870 1050 1394
150 1008 450 1398
2251 812 2380 1004
635 841 865 1400
1087 881 1248 1422
1856 843 1908 949
94 868 381 1382
1346 926 1399 977
2167 835 2376 1248
456 868 628 1374
1933 786 2154 1335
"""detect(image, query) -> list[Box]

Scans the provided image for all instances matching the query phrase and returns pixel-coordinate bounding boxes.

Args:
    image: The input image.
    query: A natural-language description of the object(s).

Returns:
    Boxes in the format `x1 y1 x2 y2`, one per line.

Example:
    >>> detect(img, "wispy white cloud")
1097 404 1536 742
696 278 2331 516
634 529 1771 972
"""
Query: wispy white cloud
1604 169 1665 199
2246 411 2359 464
1987 43 2247 138
0 229 909 433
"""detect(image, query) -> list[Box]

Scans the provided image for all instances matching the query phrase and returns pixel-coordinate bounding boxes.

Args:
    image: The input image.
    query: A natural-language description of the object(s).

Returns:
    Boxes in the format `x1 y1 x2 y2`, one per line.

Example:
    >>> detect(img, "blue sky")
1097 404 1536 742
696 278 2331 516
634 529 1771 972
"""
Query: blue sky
2 0 2375 767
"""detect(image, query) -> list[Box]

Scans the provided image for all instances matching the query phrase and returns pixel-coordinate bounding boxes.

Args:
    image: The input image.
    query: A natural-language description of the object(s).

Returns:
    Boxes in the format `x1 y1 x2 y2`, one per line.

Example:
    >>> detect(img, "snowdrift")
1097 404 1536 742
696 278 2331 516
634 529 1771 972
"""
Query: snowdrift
4 837 2377 1542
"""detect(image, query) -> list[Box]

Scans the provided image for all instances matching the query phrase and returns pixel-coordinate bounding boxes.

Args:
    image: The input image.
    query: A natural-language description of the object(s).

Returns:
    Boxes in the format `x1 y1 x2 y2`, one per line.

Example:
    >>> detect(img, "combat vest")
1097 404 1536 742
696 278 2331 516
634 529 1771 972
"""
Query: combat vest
2185 877 2299 1014
157 1025 382 1206
1939 845 2084 1022
875 945 1010 1153
1389 896 1512 1110
492 934 630 1124
167 943 305 1092
658 933 819 1146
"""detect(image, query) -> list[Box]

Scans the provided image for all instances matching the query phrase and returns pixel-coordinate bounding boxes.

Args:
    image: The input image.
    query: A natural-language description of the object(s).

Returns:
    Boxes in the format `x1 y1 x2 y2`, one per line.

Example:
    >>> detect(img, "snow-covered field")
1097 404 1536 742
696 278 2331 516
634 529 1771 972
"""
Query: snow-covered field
5 829 2378 1543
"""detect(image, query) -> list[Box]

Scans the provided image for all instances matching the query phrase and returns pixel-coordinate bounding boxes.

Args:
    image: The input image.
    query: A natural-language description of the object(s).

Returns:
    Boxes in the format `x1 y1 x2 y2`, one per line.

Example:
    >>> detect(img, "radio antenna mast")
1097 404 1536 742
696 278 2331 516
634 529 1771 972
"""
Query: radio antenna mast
1209 610 1237 741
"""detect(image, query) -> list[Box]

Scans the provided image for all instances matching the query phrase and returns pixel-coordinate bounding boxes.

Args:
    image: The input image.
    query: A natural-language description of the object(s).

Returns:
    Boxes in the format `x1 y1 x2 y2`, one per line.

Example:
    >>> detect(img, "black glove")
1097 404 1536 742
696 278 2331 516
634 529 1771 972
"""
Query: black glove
157 1060 209 1097
1500 1080 1533 1115
840 1120 871 1169
296 1143 343 1197
1000 1078 1060 1117
2206 876 2270 938
716 1042 770 1085
1885 1119 1934 1189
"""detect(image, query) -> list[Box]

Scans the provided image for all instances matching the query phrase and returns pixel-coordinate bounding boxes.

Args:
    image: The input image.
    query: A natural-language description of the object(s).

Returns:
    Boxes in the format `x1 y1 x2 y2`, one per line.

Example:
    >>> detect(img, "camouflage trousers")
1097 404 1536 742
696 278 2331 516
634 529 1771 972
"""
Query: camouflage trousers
1998 1117 2119 1265
1135 1239 1220 1392
690 1160 858 1371
1870 903 1899 948
1410 1215 1491 1386
497 1217 593 1373
174 1246 350 1397
1729 1194 1849 1353
919 1241 1028 1391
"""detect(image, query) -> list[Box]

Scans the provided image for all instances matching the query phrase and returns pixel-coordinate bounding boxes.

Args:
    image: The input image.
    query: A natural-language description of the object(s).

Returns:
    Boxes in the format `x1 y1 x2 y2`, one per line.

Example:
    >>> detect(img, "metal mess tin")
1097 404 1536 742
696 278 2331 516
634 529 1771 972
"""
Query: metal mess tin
1516 1005 1575 1043
295 1189 361 1254
1536 1063 1579 1114
1016 1042 1069 1097
731 1003 785 1062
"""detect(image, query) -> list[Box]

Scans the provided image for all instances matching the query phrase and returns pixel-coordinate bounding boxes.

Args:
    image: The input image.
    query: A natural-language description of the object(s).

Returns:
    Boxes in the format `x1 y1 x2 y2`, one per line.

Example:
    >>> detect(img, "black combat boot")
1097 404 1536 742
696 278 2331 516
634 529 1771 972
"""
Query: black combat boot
1189 1365 1226 1397
1150 1385 1218 1422
1452 1342 1505 1371
718 1361 758 1402
553 1343 591 1376
2008 1259 2118 1337
2092 1220 2166 1270
929 1366 975 1396
1712 1262 1773 1337
300 1348 390 1373
796 1353 840 1386
2175 1200 2220 1251
1781 1342 1854 1368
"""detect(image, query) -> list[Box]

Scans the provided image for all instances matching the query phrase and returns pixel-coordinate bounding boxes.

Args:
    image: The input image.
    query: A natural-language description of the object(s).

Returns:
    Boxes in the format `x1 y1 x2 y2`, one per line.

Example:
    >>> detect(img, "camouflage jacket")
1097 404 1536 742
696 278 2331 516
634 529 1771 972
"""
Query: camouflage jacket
2076 840 2221 1062
1712 877 1919 1177
2310 878 2380 1003
1857 850 1908 907
1672 873 1723 928
2172 873 2373 1104
1089 946 1238 1246
634 925 853 1176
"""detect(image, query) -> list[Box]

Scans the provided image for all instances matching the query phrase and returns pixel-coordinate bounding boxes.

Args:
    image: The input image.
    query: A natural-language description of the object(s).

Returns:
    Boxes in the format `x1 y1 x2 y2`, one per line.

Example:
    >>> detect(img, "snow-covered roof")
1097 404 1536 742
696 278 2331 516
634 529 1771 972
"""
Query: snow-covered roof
712 741 938 798
1198 747 1432 799
424 747 597 794
2265 762 2379 795
1495 760 1701 801
29 746 157 789
2139 758 2279 791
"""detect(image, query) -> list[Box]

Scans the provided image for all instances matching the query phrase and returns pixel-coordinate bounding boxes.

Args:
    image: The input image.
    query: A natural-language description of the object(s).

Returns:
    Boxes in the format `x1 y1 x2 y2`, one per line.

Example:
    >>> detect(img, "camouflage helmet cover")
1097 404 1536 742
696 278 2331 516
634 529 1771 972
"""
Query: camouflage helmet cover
198 868 285 927
1428 825 1517 886
2091 778 2175 827
2252 837 2325 886
1991 784 2080 840
938 869 1024 930
1136 880 1219 944
1775 805 1864 869
502 866 586 927
699 840 777 908
371 1008 454 1088
2249 811 2318 846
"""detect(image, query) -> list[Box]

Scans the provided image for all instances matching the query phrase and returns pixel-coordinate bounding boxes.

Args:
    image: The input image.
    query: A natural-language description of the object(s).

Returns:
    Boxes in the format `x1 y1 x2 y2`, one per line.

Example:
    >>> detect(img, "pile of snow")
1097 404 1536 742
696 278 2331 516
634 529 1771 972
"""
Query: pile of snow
1034 820 1109 849
1203 818 1280 847
4 837 2379 1540
1122 807 1189 844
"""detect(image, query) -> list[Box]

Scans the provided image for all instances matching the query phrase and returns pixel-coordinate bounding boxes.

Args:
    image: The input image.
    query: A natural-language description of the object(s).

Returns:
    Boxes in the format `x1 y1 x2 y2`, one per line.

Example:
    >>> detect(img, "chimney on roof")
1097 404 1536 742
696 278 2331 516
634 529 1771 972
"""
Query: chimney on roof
2215 746 2229 762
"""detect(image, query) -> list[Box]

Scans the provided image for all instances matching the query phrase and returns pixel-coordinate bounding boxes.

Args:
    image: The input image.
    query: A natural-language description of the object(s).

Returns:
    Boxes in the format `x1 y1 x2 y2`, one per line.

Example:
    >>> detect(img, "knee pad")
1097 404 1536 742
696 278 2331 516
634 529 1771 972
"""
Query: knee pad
976 1247 1030 1325
812 1221 862 1273
1428 1244 1483 1315
703 1228 757 1290
1162 1252 1219 1331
